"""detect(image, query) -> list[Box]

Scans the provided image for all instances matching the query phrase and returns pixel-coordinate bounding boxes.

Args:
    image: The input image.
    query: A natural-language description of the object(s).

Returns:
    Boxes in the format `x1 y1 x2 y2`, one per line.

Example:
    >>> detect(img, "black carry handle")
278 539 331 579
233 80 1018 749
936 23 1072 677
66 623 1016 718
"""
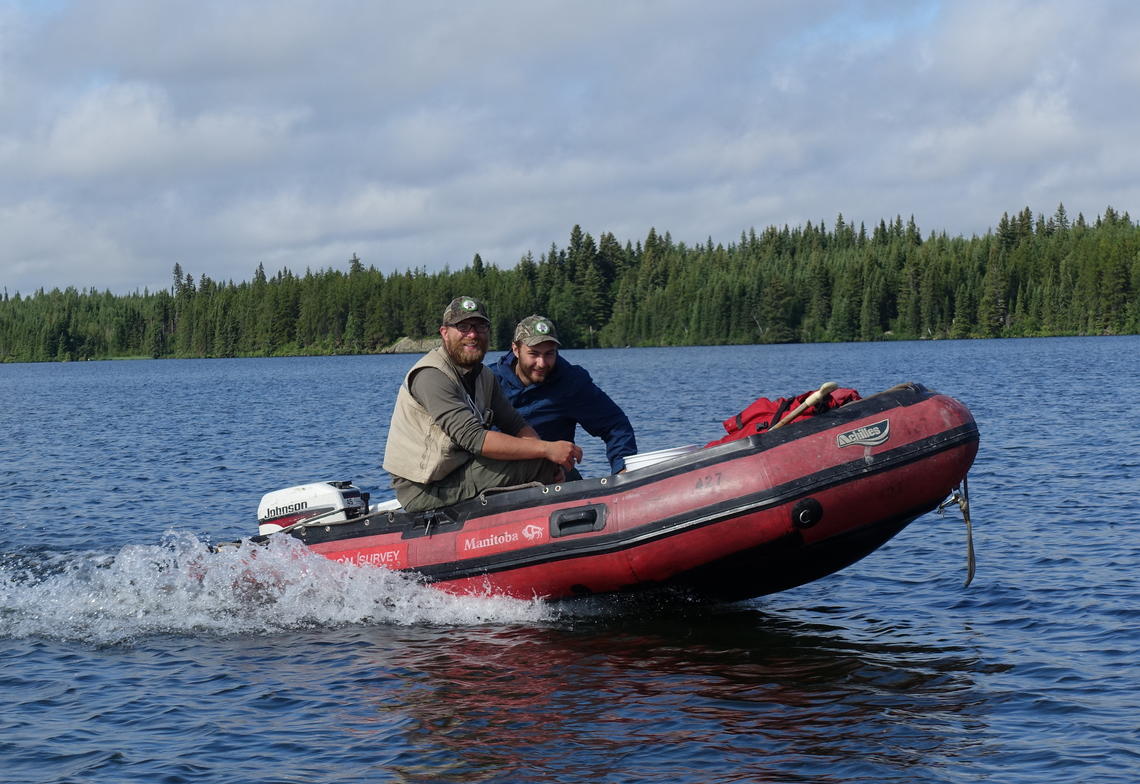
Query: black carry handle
550 504 607 538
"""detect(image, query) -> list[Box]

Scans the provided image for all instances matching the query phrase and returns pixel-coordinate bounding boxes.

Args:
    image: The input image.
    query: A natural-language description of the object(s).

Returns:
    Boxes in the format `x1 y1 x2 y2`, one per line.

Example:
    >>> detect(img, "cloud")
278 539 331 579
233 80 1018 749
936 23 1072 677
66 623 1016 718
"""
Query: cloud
0 200 141 293
898 87 1079 180
215 184 433 249
929 1 1073 89
24 81 304 180
1 0 1139 296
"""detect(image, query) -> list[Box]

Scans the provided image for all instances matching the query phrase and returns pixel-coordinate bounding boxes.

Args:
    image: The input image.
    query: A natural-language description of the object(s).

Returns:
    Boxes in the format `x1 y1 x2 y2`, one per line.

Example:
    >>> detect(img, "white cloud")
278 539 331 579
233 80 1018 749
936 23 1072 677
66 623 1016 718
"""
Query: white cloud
215 184 433 249
930 1 1072 89
1 0 1138 295
899 86 1078 180
0 200 142 293
28 81 303 179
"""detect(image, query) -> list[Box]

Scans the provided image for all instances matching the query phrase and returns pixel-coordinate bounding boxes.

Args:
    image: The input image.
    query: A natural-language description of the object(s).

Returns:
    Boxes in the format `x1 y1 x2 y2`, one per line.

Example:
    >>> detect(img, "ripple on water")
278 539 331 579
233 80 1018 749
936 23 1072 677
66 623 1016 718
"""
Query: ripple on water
2 342 1139 783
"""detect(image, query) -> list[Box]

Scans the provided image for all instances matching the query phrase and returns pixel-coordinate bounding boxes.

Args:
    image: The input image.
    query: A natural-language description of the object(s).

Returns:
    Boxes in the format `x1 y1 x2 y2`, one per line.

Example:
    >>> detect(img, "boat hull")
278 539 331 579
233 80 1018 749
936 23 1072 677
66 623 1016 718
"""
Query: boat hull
285 383 979 601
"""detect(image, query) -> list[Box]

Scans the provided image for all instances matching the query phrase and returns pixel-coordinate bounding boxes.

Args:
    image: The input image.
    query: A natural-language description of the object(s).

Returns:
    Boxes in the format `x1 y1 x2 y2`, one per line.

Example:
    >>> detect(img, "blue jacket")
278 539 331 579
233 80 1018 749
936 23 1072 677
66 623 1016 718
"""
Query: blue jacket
491 352 637 473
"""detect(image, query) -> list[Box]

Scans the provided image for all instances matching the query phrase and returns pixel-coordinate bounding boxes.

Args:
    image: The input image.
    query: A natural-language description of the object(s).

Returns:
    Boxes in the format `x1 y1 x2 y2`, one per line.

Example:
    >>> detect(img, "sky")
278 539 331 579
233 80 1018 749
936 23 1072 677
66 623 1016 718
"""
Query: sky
2 0 1138 296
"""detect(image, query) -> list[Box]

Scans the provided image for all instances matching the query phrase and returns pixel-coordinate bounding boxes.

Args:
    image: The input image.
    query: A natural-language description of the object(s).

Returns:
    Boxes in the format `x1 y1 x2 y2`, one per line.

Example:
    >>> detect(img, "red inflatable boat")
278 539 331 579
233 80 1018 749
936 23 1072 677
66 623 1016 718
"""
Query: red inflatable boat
244 382 979 601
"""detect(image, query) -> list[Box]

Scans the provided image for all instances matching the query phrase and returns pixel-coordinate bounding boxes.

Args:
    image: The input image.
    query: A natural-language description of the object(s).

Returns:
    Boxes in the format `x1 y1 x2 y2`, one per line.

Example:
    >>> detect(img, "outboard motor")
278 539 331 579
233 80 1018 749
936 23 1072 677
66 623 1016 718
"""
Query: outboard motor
257 481 368 535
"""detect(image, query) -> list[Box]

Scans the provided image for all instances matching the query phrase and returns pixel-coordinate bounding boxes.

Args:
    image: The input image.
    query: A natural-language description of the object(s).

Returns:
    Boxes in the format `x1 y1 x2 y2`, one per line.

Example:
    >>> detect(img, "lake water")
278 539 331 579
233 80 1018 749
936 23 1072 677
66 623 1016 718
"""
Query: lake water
2 337 1138 783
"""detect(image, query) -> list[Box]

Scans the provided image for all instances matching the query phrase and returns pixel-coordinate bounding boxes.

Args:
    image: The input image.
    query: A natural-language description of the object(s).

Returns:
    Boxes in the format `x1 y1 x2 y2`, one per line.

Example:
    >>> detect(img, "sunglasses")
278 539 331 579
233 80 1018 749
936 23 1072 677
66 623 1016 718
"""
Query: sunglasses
449 321 489 335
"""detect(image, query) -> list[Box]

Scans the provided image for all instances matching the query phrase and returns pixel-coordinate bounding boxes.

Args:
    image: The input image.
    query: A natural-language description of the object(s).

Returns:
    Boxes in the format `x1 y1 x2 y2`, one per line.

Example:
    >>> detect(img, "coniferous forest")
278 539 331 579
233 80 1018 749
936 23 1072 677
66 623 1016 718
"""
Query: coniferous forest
2 204 1138 363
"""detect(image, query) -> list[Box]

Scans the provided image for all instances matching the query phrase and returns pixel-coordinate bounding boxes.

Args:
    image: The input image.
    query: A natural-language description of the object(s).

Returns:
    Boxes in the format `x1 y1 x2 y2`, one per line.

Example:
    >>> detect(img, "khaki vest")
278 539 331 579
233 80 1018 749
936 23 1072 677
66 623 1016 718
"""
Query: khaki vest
383 347 497 484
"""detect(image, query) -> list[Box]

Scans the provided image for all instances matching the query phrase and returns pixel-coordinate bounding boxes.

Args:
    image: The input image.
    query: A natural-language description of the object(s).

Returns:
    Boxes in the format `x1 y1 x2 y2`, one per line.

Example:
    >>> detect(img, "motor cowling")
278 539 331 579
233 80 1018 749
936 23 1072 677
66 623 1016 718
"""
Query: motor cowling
257 481 367 535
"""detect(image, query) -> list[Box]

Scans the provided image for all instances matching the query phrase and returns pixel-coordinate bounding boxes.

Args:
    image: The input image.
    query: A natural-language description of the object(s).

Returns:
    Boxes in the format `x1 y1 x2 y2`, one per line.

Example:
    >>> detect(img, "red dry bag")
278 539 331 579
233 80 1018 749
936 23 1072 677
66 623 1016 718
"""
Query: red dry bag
706 386 861 447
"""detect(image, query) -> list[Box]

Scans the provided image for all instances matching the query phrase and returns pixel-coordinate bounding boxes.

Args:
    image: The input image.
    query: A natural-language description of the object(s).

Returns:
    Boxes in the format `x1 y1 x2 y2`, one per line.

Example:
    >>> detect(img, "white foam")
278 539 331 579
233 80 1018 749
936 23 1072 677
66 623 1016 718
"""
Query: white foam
0 532 552 644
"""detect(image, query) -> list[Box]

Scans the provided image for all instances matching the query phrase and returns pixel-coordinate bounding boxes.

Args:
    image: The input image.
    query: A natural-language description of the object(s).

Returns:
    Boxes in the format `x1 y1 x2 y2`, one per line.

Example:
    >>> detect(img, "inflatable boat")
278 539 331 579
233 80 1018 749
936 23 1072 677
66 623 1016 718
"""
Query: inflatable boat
238 382 979 601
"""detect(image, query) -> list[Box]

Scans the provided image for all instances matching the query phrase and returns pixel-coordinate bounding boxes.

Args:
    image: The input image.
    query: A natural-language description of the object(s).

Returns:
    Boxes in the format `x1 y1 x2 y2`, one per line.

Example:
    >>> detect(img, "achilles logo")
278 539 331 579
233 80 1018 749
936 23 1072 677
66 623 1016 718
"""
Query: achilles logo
521 524 544 541
837 420 890 448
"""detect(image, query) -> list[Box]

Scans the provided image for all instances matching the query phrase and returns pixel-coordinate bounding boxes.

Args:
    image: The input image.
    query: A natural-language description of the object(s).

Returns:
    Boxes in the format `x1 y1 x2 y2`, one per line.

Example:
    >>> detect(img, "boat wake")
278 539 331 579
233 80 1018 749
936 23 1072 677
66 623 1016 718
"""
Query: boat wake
0 532 552 645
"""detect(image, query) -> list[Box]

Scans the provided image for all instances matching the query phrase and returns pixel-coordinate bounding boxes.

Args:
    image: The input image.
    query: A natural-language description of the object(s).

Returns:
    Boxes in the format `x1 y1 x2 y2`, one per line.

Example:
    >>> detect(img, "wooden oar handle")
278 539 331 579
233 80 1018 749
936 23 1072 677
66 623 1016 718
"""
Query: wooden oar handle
770 382 839 431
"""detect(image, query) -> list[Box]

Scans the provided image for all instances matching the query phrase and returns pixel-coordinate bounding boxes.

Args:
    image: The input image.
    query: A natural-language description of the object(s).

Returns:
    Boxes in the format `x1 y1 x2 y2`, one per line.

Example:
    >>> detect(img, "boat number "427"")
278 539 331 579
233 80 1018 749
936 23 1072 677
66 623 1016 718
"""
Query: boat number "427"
695 472 722 490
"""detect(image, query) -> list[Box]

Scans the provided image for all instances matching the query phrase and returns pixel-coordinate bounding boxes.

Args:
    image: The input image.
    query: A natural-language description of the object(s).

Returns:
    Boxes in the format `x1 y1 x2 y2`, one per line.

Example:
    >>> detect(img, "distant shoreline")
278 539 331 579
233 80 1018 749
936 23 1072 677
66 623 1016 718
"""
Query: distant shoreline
6 332 1136 365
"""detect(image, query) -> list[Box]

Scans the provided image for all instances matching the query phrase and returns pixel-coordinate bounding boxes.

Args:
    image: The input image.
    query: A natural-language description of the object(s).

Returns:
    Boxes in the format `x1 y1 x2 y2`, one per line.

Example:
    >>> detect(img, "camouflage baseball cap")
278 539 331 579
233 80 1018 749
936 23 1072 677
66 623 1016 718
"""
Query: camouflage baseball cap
442 296 490 326
513 315 561 346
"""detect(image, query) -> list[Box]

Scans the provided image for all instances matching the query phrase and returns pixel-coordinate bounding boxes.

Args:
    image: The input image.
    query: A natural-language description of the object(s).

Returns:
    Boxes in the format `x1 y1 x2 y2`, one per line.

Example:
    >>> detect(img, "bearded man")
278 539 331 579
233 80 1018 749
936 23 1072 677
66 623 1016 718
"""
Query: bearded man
491 315 636 479
383 297 582 512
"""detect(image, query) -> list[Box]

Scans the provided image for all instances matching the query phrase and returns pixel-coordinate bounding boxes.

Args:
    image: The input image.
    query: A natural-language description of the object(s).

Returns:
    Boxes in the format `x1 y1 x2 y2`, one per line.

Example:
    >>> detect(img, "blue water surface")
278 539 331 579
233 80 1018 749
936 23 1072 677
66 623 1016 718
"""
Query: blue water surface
1 336 1138 783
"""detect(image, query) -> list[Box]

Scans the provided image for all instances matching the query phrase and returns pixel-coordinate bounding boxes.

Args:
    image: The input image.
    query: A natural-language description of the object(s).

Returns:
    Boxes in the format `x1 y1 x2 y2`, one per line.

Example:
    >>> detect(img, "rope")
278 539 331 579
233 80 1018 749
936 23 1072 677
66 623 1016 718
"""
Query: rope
268 507 364 536
938 474 976 587
479 481 546 504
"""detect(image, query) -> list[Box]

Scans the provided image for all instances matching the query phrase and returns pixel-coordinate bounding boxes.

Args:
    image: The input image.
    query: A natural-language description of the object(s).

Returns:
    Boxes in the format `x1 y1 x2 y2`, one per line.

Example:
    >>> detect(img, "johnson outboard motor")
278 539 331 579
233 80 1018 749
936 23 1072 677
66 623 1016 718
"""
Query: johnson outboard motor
256 481 368 535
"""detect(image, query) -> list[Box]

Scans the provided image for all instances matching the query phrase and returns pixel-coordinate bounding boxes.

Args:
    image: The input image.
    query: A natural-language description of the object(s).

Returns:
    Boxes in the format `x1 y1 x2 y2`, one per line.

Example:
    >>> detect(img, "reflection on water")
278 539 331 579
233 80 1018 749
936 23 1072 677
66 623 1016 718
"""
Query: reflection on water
324 606 988 782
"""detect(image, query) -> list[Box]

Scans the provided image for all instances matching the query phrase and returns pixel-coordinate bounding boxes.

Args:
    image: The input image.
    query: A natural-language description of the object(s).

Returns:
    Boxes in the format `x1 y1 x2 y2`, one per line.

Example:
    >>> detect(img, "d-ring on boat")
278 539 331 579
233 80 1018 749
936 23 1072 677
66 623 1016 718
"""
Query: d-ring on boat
237 382 979 601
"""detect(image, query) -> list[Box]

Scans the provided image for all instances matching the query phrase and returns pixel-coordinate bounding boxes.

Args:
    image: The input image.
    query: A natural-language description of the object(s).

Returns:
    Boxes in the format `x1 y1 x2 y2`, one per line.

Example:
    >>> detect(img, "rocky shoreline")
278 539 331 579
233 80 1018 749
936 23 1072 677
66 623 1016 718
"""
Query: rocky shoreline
379 336 442 354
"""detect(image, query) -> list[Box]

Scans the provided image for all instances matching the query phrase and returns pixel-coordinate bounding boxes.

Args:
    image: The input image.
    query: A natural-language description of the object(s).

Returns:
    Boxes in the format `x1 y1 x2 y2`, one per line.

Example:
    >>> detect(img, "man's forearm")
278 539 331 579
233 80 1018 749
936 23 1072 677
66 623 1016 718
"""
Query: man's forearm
480 428 546 461
480 429 582 472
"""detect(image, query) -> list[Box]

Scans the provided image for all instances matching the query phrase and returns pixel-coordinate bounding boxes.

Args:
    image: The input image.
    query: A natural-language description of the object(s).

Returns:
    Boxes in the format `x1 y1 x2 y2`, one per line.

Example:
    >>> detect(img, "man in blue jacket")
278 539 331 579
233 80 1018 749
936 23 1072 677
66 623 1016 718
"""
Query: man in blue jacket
491 315 637 478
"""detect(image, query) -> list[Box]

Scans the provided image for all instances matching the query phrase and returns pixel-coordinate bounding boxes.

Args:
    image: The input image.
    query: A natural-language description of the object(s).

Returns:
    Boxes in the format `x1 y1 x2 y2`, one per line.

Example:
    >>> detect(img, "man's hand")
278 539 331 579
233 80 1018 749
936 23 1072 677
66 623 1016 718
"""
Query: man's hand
543 440 583 471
